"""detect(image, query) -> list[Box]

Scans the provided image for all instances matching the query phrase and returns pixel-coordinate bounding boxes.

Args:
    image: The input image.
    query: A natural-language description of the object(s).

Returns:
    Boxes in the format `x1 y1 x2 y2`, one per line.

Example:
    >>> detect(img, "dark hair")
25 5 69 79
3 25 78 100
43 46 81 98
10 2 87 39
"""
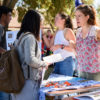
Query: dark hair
0 6 12 19
17 10 41 40
59 12 73 30
76 4 97 25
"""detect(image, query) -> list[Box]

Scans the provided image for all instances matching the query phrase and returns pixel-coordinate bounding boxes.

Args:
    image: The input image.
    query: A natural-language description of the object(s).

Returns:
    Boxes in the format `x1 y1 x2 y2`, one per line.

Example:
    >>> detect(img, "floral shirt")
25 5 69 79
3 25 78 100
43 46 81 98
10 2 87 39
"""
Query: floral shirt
76 26 100 73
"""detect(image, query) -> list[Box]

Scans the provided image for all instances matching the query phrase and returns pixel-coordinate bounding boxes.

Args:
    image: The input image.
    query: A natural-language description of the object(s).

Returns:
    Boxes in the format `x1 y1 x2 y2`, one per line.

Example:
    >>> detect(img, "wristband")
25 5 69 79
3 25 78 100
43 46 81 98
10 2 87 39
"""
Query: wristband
61 45 64 49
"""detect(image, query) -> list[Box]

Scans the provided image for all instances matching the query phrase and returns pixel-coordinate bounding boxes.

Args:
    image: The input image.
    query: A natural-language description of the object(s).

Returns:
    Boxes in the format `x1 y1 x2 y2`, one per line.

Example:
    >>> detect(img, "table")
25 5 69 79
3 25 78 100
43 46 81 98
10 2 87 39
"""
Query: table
40 74 100 100
46 84 100 100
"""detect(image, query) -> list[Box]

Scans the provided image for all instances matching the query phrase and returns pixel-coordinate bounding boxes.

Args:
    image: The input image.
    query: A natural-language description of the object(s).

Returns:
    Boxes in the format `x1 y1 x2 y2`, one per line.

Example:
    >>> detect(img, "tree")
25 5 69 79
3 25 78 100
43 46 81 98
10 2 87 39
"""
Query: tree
0 0 18 29
0 0 18 9
17 0 75 31
3 0 18 9
81 0 94 5
97 5 100 18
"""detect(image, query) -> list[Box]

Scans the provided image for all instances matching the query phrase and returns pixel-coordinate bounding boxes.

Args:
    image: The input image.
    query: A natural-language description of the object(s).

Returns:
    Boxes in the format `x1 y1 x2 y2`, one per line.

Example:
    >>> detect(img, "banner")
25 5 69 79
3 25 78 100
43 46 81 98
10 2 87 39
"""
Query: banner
75 0 83 7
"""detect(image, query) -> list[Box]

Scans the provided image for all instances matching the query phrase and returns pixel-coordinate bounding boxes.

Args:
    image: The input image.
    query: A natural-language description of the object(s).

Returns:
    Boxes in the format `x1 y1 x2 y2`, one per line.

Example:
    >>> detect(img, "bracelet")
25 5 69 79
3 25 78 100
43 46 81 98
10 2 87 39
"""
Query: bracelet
61 45 65 49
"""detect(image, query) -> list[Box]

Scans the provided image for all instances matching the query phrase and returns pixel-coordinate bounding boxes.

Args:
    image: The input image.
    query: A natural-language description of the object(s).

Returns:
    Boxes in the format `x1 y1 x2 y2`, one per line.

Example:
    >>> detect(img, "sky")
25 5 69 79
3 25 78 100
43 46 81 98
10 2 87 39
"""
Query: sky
94 0 100 8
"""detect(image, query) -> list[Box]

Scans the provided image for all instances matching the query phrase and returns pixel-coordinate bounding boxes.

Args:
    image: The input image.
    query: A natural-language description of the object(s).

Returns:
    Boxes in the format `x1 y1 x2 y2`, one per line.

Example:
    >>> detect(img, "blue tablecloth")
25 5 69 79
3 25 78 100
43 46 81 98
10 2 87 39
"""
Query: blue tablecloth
39 74 100 100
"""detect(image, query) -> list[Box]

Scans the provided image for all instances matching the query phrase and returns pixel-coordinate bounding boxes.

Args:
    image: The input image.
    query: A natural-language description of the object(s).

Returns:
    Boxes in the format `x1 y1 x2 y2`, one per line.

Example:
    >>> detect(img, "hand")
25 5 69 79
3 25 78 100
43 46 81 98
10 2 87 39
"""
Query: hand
45 66 48 70
0 47 6 53
69 40 76 48
8 43 14 49
45 62 51 70
50 45 60 52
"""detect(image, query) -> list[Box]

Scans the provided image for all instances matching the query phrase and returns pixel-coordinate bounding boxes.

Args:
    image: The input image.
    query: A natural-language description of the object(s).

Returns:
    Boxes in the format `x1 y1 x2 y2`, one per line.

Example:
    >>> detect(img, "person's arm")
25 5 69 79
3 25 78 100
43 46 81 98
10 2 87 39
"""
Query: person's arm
50 31 62 51
24 35 49 68
96 29 100 41
42 34 50 48
50 29 76 52
0 47 6 53
0 26 6 53
50 31 57 47
64 28 76 52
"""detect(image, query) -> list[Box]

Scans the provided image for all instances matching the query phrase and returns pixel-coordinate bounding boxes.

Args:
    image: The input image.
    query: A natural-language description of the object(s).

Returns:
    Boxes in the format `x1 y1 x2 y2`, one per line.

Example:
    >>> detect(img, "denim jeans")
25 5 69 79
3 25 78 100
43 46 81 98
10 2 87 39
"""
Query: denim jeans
11 80 40 100
0 92 9 100
53 56 74 76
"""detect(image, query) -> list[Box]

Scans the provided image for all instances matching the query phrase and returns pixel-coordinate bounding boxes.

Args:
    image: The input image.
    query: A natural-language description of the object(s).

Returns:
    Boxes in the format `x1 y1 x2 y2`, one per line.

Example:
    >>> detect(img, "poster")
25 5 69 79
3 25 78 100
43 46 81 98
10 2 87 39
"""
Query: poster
6 31 18 50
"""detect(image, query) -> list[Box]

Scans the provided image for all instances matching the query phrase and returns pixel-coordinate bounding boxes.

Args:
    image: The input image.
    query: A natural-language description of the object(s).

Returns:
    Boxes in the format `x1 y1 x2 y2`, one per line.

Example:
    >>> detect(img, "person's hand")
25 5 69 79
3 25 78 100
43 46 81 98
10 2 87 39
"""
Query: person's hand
45 62 51 70
0 47 6 53
50 45 60 52
69 40 76 48
45 66 48 70
8 43 14 49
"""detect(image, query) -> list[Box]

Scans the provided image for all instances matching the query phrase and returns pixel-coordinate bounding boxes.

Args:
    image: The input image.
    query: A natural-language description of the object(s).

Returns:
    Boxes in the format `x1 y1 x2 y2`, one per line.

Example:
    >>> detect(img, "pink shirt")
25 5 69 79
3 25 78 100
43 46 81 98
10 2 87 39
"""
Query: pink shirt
76 26 100 73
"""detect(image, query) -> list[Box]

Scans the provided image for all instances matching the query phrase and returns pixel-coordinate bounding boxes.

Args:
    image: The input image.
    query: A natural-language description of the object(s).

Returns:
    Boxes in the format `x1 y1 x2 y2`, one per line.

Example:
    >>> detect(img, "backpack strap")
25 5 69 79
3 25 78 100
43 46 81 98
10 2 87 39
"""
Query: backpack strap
16 32 33 79
16 32 30 46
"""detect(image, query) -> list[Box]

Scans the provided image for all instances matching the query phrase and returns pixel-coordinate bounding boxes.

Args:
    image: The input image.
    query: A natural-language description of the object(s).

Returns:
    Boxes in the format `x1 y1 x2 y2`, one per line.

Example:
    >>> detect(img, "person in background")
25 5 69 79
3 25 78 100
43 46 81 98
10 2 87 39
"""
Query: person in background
40 25 51 57
46 29 53 56
42 29 53 57
11 10 49 100
0 6 12 53
0 6 12 100
47 29 53 41
75 4 100 81
50 12 76 76
39 15 50 57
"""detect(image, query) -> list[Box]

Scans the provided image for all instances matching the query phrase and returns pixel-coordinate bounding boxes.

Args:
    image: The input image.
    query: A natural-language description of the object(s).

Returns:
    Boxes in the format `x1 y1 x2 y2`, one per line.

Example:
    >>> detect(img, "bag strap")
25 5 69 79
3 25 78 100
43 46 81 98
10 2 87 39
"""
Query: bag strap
16 32 30 47
16 32 31 78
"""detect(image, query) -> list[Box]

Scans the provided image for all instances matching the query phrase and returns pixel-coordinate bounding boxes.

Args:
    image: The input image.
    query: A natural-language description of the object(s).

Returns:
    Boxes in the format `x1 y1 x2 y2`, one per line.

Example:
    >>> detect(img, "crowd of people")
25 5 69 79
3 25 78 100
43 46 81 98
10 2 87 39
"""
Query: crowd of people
0 3 100 100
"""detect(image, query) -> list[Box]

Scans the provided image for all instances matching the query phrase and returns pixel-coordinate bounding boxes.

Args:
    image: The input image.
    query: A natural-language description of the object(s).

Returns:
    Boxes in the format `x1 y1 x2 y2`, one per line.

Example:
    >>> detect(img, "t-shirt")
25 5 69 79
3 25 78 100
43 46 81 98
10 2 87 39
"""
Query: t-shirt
0 24 6 49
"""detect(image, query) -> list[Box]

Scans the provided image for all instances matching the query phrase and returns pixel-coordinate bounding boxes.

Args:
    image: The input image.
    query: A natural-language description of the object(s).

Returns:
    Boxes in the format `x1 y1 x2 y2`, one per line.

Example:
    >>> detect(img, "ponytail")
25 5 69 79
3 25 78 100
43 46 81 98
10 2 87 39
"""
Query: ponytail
59 12 73 30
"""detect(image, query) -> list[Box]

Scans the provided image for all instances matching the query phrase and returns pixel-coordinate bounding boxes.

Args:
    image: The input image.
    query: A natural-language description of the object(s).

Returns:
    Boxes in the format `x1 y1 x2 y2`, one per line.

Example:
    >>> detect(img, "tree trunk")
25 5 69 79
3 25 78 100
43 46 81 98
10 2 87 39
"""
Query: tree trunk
3 0 18 9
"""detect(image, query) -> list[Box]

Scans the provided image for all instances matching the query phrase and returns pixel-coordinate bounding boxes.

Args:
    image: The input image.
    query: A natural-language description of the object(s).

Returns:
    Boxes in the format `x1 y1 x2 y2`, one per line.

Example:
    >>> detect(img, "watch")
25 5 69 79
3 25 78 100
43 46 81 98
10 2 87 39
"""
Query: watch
61 45 65 49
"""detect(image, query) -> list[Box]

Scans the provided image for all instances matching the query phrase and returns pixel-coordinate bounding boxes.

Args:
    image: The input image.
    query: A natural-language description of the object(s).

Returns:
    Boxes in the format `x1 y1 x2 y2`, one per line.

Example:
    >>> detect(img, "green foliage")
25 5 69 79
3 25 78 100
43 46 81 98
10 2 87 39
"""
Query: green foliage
82 0 94 5
97 5 100 18
17 0 75 30
16 0 94 30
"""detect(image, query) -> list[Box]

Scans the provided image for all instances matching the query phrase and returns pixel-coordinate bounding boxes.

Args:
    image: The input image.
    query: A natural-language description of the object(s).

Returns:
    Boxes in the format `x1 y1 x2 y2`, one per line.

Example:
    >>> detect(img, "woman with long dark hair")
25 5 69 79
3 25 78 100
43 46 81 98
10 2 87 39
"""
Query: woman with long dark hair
11 10 49 100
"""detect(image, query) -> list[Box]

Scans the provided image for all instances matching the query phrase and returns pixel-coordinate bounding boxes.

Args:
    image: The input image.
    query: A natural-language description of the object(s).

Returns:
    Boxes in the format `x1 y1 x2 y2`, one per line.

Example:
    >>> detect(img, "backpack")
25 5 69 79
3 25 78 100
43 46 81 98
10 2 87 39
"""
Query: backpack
0 33 30 93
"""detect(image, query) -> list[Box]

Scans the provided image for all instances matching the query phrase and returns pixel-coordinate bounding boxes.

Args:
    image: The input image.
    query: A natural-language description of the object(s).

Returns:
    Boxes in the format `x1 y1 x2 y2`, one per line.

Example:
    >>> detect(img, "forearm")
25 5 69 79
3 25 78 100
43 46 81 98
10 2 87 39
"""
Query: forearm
50 36 55 47
50 44 74 52
97 33 100 41
27 56 47 69
0 47 6 53
96 29 100 41
42 35 50 48
63 45 74 52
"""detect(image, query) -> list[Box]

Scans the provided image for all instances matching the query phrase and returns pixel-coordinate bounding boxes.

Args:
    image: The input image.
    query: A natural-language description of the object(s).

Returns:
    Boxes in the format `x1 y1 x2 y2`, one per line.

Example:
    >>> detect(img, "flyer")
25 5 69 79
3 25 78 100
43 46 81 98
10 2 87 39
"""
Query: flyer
6 31 18 50
43 53 64 64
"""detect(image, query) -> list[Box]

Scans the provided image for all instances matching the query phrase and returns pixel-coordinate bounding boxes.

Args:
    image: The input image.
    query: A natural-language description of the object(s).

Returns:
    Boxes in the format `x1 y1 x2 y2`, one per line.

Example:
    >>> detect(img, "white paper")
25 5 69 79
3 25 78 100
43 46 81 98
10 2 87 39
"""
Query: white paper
6 31 18 50
43 53 64 64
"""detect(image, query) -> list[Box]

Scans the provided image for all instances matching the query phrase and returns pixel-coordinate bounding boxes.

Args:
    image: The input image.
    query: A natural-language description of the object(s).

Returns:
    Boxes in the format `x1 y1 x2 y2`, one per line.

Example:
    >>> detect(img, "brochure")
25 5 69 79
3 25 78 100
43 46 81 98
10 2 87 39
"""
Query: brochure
43 53 64 64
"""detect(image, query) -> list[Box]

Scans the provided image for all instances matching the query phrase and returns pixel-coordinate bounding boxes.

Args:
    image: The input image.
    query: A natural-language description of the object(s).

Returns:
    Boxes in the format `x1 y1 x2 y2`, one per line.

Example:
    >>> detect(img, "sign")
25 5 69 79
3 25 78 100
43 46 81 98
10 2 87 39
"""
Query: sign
6 31 18 50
